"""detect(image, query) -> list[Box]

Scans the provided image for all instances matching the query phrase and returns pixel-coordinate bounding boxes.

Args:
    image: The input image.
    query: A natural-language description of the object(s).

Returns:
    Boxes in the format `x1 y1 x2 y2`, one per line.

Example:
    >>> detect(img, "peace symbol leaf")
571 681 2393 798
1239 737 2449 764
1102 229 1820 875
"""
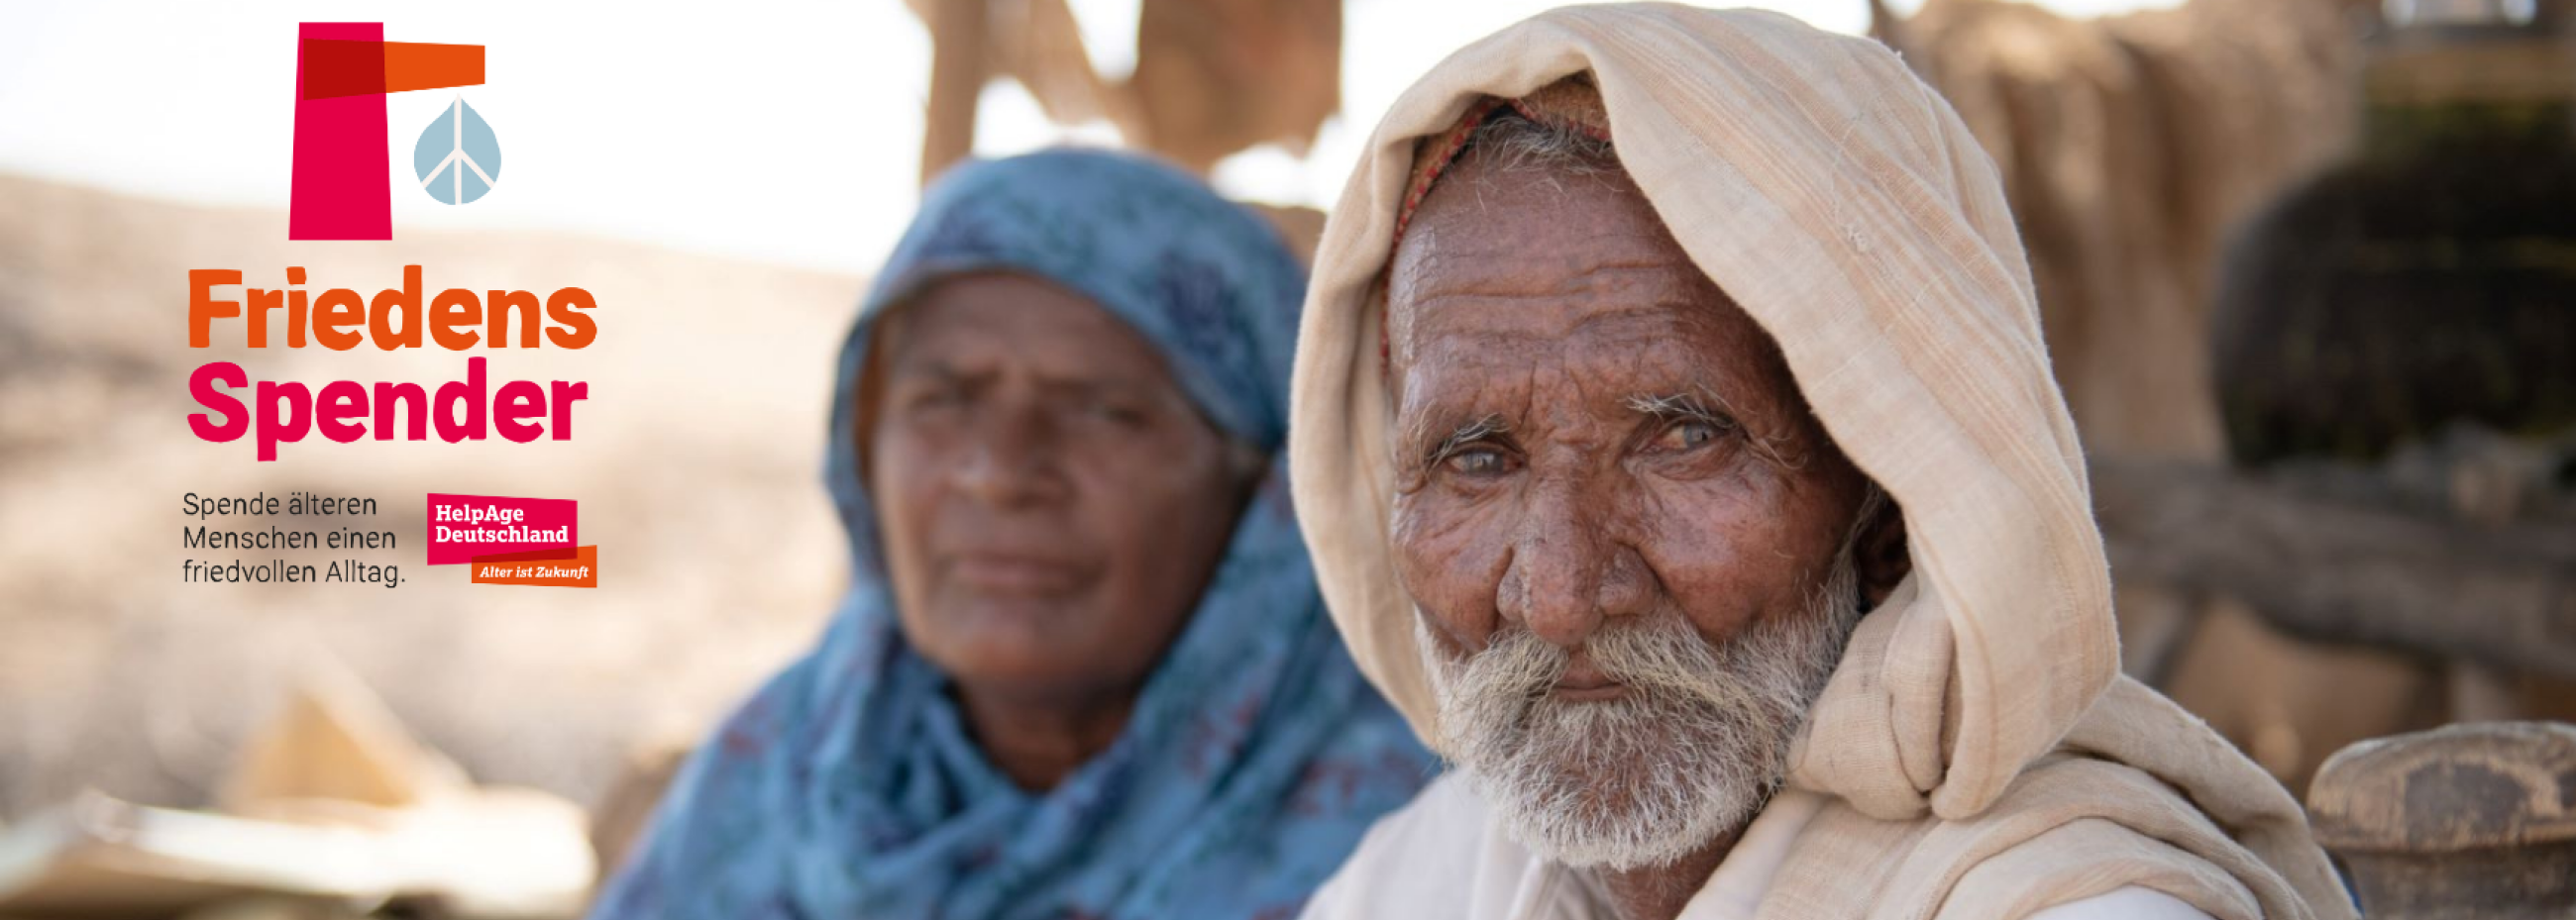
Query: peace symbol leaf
414 97 503 205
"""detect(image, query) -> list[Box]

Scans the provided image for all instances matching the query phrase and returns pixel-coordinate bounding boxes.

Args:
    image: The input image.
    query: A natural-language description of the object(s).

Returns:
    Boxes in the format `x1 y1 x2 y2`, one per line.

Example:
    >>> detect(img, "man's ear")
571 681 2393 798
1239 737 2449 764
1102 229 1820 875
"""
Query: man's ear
1857 494 1911 608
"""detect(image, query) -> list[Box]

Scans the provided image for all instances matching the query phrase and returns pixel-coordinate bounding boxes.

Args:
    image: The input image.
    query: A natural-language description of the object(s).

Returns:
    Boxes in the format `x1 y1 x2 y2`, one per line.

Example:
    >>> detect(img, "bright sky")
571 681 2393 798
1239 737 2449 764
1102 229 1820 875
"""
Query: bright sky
0 0 2180 274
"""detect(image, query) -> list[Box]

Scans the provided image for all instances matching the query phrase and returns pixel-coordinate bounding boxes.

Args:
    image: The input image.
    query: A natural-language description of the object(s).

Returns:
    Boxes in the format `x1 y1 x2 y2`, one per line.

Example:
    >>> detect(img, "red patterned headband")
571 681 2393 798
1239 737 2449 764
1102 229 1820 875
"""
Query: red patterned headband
1382 75 1614 366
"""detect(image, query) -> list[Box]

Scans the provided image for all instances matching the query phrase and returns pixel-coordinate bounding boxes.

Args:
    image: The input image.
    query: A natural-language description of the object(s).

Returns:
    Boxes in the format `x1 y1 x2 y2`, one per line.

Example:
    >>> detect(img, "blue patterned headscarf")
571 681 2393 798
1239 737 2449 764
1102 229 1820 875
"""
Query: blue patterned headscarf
591 149 1435 920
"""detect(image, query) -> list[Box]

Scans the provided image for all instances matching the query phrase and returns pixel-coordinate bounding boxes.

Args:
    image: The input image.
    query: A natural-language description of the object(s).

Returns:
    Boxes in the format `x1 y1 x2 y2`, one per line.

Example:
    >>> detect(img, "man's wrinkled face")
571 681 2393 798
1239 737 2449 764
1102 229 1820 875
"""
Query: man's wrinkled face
1387 148 1899 869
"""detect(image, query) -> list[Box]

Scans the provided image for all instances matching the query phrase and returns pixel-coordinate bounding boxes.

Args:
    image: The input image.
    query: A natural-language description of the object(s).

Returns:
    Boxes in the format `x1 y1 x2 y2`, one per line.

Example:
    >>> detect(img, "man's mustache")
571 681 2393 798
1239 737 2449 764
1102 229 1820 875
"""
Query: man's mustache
1456 616 1774 716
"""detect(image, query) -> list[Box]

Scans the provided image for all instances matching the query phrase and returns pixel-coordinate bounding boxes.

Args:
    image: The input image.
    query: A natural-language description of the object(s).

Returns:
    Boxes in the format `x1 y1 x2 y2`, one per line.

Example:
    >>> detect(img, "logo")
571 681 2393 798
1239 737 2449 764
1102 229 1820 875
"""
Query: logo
290 23 494 241
427 493 599 588
415 98 502 205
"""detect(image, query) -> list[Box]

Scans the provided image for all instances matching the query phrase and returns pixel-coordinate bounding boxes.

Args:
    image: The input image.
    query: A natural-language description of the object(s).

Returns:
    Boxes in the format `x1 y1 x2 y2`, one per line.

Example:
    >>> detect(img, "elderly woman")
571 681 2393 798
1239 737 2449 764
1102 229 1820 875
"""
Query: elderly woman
591 150 1433 920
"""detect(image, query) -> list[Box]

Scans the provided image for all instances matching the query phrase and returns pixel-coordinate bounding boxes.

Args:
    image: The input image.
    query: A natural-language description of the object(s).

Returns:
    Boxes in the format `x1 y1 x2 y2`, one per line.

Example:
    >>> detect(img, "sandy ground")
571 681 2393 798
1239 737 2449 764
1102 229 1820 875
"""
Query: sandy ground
0 172 863 820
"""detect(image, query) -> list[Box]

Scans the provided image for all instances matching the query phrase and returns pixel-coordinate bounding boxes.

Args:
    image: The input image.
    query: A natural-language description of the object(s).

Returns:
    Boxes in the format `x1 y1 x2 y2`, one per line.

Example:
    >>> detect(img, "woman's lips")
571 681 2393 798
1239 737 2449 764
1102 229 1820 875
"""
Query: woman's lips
944 553 1092 595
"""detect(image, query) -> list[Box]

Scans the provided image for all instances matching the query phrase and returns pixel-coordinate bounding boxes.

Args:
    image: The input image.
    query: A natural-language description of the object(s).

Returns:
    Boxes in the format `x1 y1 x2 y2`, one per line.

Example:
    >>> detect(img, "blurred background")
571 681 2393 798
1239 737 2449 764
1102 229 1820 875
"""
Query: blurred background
1 0 2570 916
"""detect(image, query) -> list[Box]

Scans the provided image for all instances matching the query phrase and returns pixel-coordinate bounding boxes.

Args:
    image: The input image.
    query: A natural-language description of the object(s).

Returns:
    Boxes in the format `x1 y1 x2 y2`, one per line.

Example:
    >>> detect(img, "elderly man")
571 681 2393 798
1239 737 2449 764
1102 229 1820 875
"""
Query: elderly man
1286 7 2353 920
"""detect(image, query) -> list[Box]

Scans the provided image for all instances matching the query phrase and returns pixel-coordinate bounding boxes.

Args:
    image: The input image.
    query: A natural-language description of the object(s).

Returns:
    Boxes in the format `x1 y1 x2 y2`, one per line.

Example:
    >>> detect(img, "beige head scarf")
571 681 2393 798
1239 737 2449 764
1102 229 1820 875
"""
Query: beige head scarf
1287 5 2351 918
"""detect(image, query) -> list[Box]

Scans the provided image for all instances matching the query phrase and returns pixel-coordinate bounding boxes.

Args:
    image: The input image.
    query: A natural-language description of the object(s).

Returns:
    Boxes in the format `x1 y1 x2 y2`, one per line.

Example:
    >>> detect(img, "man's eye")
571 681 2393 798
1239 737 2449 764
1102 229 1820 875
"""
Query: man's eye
1653 418 1725 453
1086 401 1148 426
1445 447 1511 476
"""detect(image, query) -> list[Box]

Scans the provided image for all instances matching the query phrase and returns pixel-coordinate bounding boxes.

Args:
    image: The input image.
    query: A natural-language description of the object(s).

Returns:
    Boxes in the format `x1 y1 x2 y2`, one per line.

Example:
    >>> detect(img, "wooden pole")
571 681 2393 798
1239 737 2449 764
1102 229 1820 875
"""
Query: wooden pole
920 0 989 188
2090 458 2576 680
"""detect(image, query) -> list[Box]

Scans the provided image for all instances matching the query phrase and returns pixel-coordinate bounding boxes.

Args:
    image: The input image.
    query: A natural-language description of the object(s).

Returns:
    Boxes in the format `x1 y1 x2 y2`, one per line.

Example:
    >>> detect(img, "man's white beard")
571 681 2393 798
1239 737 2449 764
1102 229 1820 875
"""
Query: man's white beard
1422 545 1863 871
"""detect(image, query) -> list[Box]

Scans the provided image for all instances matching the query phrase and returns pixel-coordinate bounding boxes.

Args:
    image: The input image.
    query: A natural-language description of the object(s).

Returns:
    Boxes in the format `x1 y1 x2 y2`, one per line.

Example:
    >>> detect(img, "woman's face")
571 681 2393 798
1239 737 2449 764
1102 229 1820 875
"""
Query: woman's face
865 272 1254 714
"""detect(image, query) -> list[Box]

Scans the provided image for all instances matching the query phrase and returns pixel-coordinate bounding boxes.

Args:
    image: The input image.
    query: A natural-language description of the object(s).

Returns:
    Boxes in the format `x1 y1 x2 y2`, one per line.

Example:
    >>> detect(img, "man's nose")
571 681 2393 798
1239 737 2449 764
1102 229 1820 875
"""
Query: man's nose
1497 478 1650 648
953 405 1065 507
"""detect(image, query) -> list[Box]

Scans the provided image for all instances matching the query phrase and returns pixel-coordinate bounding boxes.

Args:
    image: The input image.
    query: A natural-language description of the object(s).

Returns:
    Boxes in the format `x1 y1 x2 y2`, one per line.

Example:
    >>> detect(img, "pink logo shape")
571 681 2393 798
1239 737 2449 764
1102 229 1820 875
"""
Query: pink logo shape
290 23 485 240
425 493 576 565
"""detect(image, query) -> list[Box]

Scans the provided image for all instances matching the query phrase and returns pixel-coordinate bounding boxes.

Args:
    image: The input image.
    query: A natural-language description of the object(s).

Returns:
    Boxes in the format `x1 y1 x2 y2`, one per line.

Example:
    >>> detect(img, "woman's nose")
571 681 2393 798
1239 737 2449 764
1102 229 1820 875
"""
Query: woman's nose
954 406 1065 507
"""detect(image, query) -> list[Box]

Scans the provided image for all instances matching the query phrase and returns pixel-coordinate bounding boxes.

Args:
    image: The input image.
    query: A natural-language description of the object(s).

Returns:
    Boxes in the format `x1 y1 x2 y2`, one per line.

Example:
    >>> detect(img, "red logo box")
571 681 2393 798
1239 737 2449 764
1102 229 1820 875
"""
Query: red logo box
425 493 576 565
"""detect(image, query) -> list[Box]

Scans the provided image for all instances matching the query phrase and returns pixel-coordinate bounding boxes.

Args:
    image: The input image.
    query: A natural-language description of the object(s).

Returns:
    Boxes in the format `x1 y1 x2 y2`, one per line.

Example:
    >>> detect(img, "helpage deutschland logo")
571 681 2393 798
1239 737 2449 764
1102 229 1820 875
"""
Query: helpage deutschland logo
290 23 495 240
428 493 598 588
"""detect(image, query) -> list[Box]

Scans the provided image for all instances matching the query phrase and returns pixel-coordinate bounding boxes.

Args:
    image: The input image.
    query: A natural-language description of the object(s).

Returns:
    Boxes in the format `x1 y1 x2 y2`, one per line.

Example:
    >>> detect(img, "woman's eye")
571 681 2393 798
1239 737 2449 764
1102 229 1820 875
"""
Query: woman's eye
1445 447 1511 476
906 387 965 412
1654 418 1725 453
